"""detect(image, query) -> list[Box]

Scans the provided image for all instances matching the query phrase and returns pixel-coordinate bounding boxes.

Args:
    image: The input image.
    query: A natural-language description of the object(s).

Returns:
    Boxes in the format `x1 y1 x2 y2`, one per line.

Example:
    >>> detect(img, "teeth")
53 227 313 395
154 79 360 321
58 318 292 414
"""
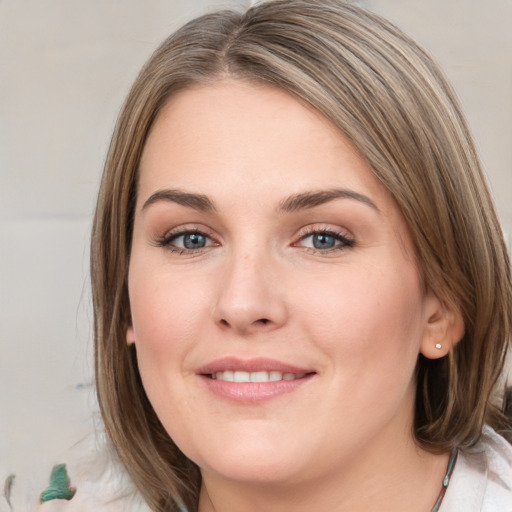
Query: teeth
234 371 250 383
213 371 305 382
251 371 269 382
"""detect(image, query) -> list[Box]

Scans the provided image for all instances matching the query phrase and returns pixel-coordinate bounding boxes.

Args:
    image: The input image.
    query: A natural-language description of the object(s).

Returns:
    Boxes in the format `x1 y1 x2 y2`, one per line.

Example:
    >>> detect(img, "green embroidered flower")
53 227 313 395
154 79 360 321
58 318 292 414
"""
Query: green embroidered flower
40 464 76 503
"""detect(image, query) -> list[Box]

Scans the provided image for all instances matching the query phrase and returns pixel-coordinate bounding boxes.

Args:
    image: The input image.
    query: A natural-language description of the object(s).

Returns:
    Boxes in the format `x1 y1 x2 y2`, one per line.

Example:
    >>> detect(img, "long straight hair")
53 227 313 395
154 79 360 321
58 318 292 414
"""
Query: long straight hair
91 1 512 509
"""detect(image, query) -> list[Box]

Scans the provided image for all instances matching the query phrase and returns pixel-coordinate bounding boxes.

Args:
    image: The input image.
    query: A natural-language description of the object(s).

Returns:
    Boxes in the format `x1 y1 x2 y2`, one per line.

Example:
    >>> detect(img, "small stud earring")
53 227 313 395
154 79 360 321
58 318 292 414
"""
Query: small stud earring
435 343 442 350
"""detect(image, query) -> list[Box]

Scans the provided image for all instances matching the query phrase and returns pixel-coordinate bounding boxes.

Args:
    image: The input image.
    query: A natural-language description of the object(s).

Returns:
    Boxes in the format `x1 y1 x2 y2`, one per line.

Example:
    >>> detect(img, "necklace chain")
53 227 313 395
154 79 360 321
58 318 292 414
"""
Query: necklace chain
431 449 458 512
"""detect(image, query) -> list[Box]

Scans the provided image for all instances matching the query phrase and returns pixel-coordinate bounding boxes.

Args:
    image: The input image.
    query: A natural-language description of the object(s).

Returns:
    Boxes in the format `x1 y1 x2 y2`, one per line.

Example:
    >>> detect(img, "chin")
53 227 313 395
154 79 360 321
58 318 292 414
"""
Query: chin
180 431 310 484
202 455 306 485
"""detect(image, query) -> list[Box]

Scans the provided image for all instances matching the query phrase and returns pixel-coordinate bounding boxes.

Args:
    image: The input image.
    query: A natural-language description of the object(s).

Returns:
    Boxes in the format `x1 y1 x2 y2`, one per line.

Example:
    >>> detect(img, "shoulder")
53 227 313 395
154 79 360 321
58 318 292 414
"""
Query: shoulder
1 433 151 512
440 426 512 512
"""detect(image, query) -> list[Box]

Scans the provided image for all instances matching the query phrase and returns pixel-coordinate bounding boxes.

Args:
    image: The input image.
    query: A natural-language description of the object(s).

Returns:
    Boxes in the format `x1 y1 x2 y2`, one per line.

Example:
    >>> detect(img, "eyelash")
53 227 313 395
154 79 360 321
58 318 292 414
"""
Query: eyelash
155 226 355 254
295 227 355 253
155 228 217 254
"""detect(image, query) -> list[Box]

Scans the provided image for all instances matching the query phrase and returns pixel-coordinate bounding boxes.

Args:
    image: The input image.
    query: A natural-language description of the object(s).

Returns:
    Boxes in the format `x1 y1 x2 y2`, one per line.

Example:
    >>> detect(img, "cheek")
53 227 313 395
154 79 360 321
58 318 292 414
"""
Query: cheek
127 270 209 413
129 267 209 348
127 270 209 435
294 261 425 363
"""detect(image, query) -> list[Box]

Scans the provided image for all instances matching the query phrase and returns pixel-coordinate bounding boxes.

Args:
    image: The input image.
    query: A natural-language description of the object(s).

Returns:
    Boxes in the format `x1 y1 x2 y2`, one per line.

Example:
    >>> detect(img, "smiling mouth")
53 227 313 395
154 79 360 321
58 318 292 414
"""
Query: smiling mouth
198 360 315 402
209 371 309 382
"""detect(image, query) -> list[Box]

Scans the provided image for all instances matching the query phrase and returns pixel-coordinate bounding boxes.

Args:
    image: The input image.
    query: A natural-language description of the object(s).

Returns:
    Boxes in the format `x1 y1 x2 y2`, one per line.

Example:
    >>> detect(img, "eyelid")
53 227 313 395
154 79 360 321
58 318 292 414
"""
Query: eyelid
294 225 355 251
153 224 219 252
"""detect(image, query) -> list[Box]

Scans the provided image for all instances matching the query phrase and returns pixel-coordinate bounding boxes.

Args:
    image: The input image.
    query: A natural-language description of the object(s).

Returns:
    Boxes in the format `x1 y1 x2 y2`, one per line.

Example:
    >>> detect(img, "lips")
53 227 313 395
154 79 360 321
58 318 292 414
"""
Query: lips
197 357 315 403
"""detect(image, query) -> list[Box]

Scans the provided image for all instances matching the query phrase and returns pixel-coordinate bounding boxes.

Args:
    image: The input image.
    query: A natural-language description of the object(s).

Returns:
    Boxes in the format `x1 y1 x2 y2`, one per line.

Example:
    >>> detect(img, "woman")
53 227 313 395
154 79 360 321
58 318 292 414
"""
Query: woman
8 0 510 511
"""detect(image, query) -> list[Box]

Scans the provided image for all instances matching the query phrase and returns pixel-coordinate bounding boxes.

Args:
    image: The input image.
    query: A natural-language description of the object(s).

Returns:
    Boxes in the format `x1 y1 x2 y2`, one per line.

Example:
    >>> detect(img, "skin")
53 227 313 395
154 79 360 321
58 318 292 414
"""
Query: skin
127 80 464 512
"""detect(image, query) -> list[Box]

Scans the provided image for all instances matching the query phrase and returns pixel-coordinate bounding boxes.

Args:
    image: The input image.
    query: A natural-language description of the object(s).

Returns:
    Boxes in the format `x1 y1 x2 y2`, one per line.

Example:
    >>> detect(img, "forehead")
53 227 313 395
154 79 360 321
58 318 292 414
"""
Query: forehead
138 80 386 205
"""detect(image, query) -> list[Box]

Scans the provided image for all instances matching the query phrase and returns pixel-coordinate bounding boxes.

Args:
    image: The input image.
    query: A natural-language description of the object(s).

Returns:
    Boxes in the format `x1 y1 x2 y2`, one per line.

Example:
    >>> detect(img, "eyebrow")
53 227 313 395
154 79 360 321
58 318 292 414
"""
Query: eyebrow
278 189 379 213
141 187 379 214
142 189 216 212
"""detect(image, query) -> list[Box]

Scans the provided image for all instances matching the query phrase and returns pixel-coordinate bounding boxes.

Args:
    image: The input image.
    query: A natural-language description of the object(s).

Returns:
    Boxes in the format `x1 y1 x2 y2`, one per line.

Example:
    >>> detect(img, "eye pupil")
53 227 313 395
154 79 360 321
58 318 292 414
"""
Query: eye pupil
183 233 206 249
313 234 336 249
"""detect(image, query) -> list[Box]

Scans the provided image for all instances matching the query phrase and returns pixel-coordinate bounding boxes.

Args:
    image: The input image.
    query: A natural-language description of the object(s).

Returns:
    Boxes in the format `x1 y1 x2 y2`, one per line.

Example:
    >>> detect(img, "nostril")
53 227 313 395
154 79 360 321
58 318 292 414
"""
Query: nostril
216 316 276 332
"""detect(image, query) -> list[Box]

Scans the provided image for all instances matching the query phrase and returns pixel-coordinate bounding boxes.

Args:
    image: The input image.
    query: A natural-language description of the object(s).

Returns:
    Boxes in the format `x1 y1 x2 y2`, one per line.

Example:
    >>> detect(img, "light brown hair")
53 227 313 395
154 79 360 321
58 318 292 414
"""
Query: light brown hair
90 1 512 510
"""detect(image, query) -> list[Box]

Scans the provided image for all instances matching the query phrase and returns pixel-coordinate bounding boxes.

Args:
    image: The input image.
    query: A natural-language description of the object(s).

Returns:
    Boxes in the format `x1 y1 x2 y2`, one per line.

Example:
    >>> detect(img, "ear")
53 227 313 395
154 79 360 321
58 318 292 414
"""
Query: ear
419 292 465 359
126 325 135 346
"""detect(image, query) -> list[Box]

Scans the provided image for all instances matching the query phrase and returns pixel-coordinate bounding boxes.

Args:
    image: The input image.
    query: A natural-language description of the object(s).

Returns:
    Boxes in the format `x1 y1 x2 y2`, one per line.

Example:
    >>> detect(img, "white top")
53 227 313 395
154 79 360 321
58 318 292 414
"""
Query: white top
2 427 511 511
439 426 512 511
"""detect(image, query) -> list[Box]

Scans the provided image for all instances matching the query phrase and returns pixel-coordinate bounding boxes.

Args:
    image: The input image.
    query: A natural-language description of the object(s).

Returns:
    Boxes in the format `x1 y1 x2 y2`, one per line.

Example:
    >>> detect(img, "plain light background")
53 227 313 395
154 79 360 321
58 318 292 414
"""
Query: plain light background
1 0 511 475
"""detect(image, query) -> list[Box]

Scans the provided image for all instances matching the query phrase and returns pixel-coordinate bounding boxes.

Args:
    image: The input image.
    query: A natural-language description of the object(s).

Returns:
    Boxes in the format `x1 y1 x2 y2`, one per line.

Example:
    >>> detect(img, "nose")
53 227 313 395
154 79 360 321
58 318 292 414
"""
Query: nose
213 249 288 335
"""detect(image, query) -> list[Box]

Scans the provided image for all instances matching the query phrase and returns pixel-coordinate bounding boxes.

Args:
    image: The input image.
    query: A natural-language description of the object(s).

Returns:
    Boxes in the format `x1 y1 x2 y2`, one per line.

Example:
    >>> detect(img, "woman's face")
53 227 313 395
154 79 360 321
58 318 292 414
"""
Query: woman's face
128 80 447 485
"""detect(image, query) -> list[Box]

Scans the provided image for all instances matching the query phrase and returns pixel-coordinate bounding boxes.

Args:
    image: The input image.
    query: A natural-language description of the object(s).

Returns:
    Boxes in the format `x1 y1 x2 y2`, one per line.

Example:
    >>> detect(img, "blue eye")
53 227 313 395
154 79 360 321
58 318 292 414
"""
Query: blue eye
181 233 207 249
159 230 215 252
299 230 354 251
312 233 336 249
